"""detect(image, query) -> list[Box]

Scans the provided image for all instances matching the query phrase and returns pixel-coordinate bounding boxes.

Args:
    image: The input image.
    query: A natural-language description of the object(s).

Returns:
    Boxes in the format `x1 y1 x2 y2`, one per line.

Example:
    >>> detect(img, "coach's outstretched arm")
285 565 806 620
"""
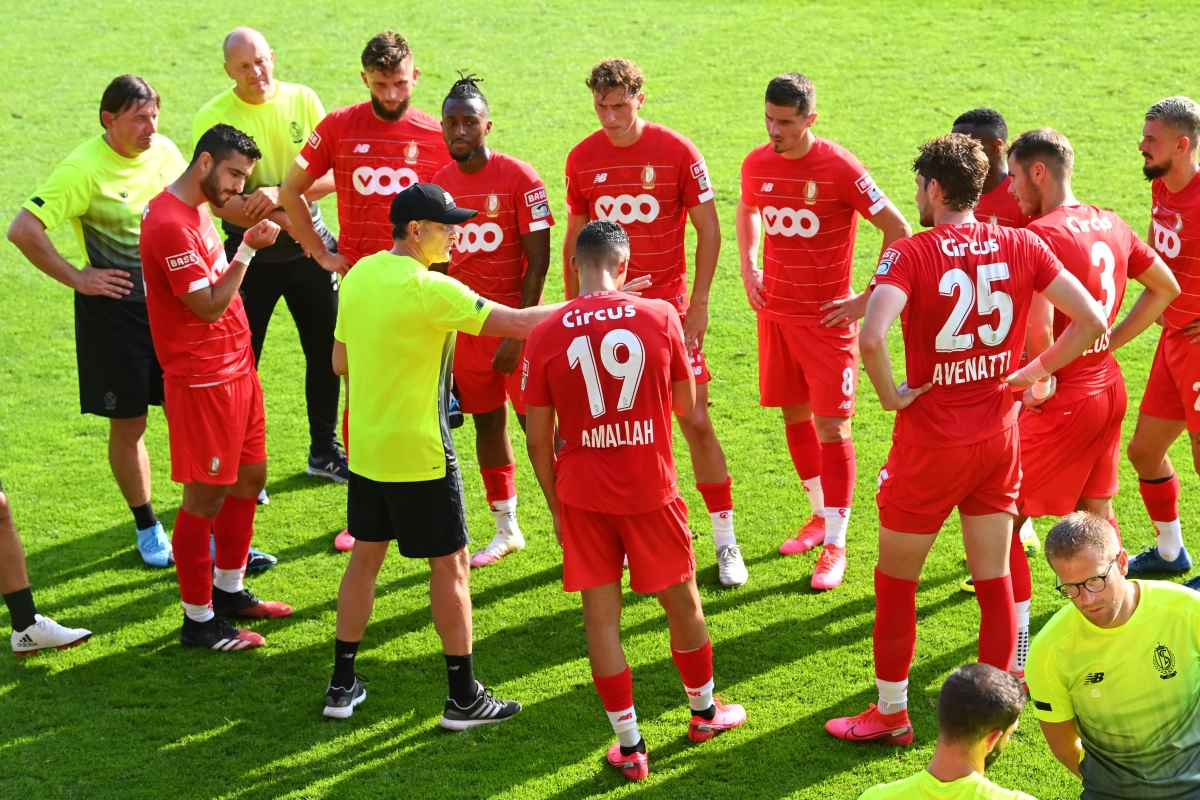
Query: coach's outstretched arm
860 283 932 411
1111 256 1179 349
479 302 567 340
1006 270 1107 388
181 219 279 323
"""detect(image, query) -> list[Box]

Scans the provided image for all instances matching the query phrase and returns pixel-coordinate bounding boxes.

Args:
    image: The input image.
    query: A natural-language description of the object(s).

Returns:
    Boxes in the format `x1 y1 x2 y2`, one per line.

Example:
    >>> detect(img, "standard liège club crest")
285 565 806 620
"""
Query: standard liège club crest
485 193 500 217
804 180 818 205
1175 213 1185 232
208 457 221 476
641 165 656 190
404 141 420 164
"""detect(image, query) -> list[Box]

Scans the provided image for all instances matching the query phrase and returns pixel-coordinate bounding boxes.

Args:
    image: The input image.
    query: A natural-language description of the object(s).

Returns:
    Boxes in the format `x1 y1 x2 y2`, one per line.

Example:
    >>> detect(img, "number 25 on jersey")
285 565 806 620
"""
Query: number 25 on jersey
936 262 1014 353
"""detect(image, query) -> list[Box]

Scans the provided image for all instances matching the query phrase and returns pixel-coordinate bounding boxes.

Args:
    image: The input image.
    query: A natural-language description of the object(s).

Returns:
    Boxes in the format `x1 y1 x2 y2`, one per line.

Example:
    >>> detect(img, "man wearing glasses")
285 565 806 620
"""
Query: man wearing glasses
1026 512 1200 799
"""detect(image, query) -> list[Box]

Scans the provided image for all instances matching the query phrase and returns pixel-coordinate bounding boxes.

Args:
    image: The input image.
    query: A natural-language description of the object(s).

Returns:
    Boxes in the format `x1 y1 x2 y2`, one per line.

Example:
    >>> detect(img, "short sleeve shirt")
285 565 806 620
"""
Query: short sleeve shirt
522 293 691 514
1025 205 1157 405
139 190 255 386
870 223 1062 446
432 152 555 307
192 81 332 261
335 252 492 481
296 102 451 266
1150 172 1200 332
739 138 892 325
22 134 187 302
859 770 1037 799
564 123 713 312
1026 580 1200 799
974 176 1031 229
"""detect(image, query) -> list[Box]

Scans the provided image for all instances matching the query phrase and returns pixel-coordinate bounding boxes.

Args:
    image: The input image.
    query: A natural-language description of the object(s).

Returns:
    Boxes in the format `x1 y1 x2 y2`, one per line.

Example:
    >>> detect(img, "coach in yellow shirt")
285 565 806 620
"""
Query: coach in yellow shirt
322 184 564 727
859 664 1035 799
6 76 185 568
193 27 345 488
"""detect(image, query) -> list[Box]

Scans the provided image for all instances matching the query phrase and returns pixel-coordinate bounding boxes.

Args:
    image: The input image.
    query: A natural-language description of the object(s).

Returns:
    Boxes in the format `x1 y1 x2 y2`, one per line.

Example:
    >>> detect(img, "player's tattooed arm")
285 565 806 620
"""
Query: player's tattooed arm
821 204 911 327
684 200 721 351
525 404 563 545
861 283 931 411
735 200 766 311
1112 257 1180 346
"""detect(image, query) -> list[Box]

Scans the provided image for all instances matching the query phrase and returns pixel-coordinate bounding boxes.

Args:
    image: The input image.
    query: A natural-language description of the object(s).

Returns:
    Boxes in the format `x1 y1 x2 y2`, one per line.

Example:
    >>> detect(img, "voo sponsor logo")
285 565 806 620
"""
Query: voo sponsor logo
762 206 819 237
352 166 419 195
455 222 503 253
595 194 659 224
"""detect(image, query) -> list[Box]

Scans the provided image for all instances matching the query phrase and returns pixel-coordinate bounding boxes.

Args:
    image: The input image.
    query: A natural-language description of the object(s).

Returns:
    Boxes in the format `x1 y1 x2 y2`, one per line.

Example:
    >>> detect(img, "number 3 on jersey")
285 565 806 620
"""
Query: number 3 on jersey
936 262 1014 352
567 329 646 417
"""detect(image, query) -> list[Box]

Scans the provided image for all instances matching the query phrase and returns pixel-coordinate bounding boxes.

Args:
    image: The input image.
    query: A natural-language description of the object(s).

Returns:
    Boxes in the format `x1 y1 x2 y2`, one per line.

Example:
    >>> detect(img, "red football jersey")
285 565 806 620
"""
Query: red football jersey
739 138 891 325
522 292 692 514
1151 172 1200 331
565 123 713 312
140 190 255 387
432 152 555 308
296 102 450 265
975 176 1031 229
871 223 1063 446
1026 205 1156 405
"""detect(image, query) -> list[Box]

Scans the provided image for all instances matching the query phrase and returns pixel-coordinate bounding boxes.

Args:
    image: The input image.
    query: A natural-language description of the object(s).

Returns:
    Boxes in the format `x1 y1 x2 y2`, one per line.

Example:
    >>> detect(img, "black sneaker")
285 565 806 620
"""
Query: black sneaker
324 673 368 719
245 547 278 574
439 681 522 730
211 587 293 619
307 442 350 483
180 614 264 651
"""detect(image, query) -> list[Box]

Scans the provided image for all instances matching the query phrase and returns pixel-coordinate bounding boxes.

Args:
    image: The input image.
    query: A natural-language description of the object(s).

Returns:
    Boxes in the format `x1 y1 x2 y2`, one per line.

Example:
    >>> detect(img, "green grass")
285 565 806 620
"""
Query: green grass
2 1 1199 797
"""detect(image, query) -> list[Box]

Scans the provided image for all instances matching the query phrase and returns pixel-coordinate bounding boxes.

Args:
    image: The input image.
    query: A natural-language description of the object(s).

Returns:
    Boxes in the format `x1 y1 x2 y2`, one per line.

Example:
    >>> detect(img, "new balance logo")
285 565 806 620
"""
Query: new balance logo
761 182 774 192
1084 672 1105 685
353 143 370 153
593 173 608 184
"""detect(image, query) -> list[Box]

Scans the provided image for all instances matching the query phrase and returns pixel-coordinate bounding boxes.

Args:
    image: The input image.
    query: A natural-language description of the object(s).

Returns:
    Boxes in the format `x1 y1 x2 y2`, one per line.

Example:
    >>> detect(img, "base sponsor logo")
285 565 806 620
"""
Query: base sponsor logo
525 186 547 206
166 250 201 271
307 131 321 149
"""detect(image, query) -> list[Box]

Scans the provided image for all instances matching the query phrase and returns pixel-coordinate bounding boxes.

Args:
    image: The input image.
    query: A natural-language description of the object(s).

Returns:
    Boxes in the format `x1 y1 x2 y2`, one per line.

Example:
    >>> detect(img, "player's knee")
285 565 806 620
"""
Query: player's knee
430 546 470 578
0 493 11 526
109 415 148 444
814 415 851 442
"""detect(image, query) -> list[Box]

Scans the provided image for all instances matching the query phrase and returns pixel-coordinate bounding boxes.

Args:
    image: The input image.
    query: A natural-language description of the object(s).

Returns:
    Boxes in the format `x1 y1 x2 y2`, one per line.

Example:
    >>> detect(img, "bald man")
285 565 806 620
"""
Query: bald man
193 29 346 494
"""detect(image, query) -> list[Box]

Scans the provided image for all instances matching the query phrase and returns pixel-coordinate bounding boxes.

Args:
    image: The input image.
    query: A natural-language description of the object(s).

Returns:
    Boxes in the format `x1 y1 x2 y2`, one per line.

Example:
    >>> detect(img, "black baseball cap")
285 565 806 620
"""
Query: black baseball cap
389 183 477 230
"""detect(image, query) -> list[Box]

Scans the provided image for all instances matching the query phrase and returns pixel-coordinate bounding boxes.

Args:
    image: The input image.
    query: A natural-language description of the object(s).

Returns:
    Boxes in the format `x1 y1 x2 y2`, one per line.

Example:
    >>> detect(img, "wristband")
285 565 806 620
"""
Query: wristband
234 242 257 266
1009 357 1050 384
1031 377 1053 400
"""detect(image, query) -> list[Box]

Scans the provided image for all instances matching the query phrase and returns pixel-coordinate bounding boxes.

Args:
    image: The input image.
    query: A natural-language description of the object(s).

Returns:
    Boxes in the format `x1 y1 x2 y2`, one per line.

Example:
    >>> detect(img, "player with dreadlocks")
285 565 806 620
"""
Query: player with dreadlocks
432 73 556 568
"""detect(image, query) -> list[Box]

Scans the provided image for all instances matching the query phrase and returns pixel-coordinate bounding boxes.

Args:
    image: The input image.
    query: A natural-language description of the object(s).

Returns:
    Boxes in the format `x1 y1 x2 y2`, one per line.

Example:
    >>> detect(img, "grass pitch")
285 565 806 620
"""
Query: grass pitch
2 2 1199 798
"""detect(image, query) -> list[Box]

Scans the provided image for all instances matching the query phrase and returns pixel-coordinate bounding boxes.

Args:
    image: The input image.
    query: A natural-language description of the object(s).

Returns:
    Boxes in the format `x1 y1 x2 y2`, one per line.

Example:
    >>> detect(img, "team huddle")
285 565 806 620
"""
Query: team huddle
5 25 1200 800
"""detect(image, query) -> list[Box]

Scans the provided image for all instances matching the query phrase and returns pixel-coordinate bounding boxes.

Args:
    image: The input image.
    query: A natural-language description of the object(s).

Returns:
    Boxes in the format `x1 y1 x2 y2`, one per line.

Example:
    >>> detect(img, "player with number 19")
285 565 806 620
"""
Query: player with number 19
826 134 1106 745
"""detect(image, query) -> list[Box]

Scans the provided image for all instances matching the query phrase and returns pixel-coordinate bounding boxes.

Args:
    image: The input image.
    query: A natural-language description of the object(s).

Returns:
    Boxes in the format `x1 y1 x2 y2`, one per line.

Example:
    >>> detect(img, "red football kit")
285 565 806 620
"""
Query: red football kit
140 190 265 485
1141 172 1200 430
1018 206 1156 516
433 152 555 415
974 176 1031 229
296 102 450 265
522 292 695 593
565 123 714 382
871 222 1063 533
740 138 892 417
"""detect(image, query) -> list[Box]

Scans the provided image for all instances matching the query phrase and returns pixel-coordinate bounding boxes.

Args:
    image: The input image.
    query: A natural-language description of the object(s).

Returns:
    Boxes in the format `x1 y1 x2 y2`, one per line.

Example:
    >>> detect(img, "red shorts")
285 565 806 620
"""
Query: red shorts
681 312 711 385
876 426 1019 534
560 497 696 594
454 331 525 415
1019 380 1126 517
1140 328 1200 431
757 317 858 417
164 371 266 485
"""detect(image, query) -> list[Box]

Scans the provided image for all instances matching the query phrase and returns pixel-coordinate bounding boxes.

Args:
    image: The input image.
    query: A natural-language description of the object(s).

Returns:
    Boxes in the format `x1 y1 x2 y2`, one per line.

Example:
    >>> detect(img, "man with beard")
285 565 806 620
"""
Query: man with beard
281 30 451 551
431 74 554 568
1123 97 1200 583
141 124 293 651
858 664 1034 799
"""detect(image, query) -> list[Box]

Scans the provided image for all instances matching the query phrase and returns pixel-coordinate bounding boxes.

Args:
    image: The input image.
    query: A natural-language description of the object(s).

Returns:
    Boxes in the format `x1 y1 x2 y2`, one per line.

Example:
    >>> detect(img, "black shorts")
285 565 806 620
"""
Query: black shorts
347 467 469 558
74 292 164 418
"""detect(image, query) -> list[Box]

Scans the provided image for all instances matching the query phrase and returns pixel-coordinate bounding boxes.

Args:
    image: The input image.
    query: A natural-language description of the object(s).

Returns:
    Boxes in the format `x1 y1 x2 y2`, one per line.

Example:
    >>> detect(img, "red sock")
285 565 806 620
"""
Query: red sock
873 569 918 683
785 421 821 481
1139 475 1179 522
213 494 257 571
480 464 517 506
1108 517 1122 546
671 639 714 689
342 406 350 459
173 509 214 607
696 476 733 514
820 438 856 511
592 665 634 712
975 574 1017 671
1009 530 1032 605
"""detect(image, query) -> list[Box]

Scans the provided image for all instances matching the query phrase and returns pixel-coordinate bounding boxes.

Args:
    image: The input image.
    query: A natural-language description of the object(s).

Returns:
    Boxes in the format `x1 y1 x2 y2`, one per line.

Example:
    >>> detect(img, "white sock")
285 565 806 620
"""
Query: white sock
823 509 849 547
711 511 736 550
876 677 908 714
606 705 641 748
1154 519 1184 561
1013 599 1031 673
491 496 522 538
1019 517 1036 544
802 477 824 518
213 567 244 594
183 602 215 623
685 677 715 713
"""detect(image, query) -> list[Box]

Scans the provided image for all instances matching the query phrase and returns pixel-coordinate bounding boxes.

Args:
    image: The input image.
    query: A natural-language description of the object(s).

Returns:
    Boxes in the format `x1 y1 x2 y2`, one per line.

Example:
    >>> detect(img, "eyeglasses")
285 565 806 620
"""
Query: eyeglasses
1055 558 1117 598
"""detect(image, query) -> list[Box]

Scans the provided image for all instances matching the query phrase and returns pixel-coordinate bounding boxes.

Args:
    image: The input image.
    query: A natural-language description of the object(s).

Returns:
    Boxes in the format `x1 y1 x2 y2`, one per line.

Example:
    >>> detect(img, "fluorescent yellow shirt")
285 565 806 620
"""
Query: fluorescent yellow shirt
335 252 492 482
22 134 187 302
859 770 1036 799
